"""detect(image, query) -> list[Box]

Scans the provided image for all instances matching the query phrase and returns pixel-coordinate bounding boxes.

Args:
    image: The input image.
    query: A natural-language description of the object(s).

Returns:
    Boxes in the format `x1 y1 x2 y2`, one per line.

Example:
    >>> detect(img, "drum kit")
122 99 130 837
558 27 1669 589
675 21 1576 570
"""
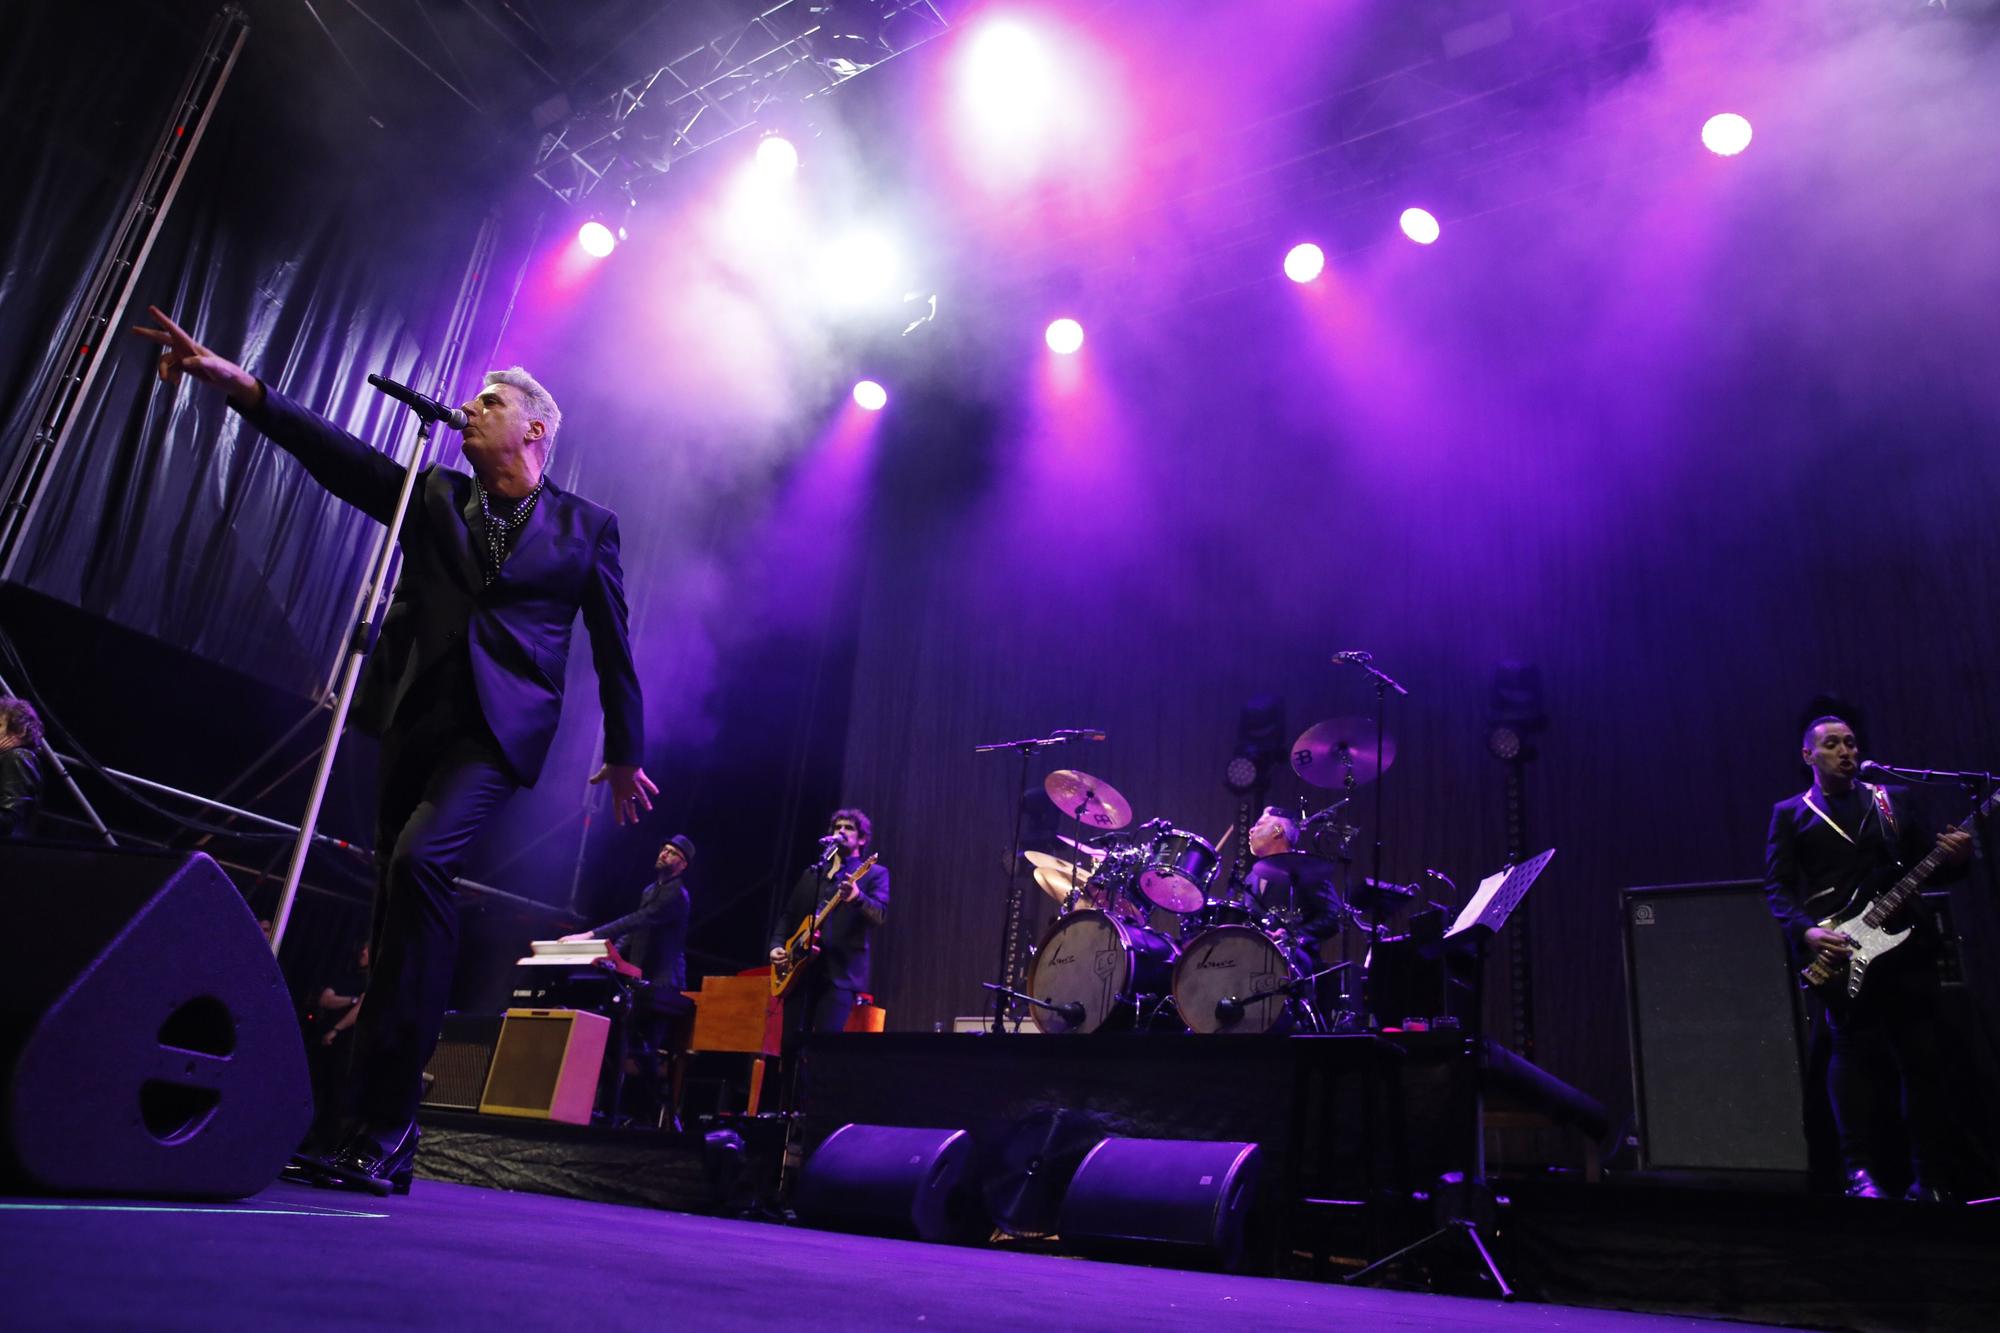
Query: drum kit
1013 719 1403 1036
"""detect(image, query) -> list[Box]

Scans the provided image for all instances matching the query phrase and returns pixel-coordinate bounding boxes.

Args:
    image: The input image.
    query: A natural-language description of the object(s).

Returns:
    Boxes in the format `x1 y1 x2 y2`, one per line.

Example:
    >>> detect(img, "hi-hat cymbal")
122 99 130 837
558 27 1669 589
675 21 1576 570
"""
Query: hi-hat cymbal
1290 718 1396 789
1032 866 1089 904
1043 769 1133 829
1024 849 1093 879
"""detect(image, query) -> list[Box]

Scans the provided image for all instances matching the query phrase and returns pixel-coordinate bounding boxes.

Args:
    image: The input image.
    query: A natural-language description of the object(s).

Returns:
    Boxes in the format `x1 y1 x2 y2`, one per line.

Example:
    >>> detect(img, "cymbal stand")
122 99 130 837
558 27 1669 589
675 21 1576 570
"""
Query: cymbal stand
973 729 1090 1033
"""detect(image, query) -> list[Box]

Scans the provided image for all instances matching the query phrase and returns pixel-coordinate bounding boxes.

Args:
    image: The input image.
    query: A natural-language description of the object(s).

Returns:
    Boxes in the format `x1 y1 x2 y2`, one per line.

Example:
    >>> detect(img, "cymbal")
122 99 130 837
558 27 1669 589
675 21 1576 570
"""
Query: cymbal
1053 832 1107 860
1290 718 1395 789
1248 852 1346 887
1043 769 1133 830
1033 866 1089 904
1024 849 1093 879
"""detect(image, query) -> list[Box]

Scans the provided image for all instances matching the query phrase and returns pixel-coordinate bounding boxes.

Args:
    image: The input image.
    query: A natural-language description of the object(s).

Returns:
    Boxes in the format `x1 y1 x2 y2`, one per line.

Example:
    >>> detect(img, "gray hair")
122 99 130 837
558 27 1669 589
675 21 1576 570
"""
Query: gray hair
484 366 561 447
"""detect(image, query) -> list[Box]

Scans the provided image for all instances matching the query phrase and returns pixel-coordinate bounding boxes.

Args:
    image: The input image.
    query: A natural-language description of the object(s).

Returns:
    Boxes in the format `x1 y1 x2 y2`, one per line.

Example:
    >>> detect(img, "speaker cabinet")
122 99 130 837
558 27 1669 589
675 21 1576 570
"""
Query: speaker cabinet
0 845 311 1197
421 1014 504 1112
477 1008 608 1125
1622 880 1809 1172
1058 1137 1262 1269
794 1123 980 1243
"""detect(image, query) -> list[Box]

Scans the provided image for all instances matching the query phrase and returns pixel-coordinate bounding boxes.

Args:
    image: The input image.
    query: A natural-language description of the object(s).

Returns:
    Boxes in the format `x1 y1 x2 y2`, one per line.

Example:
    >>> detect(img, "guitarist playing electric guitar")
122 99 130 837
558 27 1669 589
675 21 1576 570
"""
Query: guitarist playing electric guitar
1764 715 1974 1202
768 808 891 1043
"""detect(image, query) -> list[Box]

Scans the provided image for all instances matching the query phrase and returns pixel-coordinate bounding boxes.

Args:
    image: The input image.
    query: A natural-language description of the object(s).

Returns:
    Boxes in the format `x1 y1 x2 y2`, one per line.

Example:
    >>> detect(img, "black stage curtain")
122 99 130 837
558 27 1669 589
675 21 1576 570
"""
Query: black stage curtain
0 0 503 699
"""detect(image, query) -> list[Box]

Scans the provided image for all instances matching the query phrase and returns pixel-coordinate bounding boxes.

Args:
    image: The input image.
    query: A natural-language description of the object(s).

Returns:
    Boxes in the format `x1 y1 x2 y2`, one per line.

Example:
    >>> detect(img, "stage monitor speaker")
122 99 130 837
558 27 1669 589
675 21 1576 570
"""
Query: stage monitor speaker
421 1013 504 1112
477 1008 608 1125
1622 880 1809 1172
793 1123 981 1243
1057 1137 1262 1270
0 844 311 1198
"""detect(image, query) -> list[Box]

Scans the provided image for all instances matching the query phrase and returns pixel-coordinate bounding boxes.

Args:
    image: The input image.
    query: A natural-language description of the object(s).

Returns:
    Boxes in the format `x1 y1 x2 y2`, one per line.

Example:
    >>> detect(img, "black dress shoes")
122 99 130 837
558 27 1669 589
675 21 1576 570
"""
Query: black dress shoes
319 1122 420 1197
1842 1168 1884 1199
1904 1181 1954 1204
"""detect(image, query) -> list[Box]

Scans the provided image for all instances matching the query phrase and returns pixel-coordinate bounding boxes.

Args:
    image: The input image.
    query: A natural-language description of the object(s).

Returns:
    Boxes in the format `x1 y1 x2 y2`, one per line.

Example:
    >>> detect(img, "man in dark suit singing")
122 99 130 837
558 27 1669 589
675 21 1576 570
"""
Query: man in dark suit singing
133 306 657 1194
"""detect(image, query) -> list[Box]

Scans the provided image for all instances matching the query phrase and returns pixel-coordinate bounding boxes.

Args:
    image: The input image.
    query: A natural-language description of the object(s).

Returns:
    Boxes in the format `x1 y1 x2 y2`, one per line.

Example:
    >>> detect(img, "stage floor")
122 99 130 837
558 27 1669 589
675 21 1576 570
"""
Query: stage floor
0 1178 1778 1332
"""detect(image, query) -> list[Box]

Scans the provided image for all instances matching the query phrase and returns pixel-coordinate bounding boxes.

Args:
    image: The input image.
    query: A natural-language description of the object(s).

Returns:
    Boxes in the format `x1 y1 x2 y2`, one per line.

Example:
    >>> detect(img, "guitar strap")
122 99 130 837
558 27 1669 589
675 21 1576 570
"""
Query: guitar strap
1801 782 1896 846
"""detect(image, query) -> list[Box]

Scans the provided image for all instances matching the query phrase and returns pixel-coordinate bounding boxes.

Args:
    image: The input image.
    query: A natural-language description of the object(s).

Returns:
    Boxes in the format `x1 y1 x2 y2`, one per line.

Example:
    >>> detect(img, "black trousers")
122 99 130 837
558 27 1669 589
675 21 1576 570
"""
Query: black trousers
1824 956 1949 1185
349 692 516 1132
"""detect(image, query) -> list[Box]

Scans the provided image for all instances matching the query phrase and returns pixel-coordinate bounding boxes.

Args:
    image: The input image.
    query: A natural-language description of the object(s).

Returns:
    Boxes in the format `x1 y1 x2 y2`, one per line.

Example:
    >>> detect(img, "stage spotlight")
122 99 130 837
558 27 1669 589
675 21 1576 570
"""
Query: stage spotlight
820 228 904 309
577 220 617 258
756 132 800 178
1045 318 1084 355
1283 242 1325 284
963 19 1056 132
1399 207 1440 245
852 379 888 411
1701 112 1753 157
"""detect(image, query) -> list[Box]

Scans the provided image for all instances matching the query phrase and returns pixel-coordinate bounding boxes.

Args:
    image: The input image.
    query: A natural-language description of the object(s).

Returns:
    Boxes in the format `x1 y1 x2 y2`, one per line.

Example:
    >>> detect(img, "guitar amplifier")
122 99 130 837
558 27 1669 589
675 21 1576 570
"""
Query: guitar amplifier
477 1009 610 1125
1622 880 1809 1172
420 1014 504 1112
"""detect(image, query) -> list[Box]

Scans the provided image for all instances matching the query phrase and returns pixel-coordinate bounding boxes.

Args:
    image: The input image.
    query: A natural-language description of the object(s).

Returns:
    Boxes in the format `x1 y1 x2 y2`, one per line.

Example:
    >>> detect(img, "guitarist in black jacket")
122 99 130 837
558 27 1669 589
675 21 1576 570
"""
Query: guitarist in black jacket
134 308 658 1194
1764 715 1971 1201
769 808 890 1040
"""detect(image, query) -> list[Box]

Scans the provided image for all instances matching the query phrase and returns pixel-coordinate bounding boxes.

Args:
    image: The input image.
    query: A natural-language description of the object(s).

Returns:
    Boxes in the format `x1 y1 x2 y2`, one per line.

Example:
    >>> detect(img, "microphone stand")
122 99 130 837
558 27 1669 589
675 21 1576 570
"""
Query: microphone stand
266 406 448 952
1334 653 1410 914
974 729 1089 1033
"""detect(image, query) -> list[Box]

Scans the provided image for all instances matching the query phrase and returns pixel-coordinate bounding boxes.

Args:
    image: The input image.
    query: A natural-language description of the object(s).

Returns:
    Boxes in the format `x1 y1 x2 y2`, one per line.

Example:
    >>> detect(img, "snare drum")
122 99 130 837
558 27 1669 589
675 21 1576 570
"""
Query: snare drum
1025 910 1179 1033
1171 925 1301 1034
1135 828 1219 913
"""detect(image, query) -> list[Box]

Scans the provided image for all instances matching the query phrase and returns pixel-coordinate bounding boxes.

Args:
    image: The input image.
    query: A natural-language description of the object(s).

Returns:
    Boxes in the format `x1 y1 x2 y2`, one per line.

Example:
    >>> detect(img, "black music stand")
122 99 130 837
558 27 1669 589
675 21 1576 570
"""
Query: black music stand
1347 848 1556 1299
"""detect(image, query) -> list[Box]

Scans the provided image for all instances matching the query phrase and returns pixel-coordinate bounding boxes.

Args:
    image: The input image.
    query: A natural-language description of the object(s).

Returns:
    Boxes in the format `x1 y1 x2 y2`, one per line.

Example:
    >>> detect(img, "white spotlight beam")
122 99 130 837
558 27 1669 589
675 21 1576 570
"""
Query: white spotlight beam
531 0 977 206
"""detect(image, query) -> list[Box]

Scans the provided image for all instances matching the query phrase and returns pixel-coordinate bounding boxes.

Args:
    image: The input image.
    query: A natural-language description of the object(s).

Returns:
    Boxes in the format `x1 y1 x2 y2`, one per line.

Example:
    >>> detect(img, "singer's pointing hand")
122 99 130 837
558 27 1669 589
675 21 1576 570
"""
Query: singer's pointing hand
590 763 658 825
129 306 264 408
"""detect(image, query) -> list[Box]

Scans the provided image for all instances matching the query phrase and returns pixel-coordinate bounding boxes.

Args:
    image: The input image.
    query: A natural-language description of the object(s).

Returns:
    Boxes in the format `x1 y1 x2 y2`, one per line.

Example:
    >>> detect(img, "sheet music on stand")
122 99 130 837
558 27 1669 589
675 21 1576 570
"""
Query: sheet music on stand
1445 847 1556 940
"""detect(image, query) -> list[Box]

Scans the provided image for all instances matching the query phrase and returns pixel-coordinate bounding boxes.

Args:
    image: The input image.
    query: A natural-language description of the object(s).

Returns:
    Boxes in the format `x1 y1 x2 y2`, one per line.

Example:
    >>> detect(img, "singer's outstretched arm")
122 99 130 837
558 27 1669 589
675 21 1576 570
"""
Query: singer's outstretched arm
132 305 405 524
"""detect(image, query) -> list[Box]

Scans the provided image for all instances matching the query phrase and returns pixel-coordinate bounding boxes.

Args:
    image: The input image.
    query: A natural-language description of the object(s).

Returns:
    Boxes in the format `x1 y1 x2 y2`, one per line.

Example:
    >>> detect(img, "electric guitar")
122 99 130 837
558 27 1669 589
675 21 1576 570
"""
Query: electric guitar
1800 789 1994 1002
771 853 879 999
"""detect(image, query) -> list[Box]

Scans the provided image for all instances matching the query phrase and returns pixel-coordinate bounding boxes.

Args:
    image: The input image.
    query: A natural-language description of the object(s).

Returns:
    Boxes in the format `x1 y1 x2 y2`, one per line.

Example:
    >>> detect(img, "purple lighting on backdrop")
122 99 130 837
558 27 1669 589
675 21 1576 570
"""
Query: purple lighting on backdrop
1045 317 1084 354
1399 208 1440 245
852 379 888 411
755 133 800 178
1284 242 1326 283
1701 112 1754 157
577 221 617 258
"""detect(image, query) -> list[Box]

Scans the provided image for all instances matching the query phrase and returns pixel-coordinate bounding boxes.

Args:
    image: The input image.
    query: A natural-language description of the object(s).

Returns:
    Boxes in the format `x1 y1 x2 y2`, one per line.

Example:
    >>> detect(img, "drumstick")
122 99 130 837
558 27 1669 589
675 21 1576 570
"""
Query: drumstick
1214 824 1233 854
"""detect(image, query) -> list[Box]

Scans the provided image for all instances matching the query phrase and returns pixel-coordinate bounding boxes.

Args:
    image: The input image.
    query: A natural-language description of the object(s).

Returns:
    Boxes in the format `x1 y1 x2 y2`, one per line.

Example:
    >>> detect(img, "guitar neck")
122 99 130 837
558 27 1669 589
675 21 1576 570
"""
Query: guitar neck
1862 790 1998 927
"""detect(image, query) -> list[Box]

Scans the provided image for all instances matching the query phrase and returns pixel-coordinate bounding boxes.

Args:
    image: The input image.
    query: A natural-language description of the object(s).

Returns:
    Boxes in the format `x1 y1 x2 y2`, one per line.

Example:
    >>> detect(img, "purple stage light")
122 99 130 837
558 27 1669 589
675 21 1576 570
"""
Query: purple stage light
756 133 800 178
1399 208 1440 246
1284 242 1325 284
852 379 888 412
577 221 617 258
1045 318 1084 355
1701 112 1753 157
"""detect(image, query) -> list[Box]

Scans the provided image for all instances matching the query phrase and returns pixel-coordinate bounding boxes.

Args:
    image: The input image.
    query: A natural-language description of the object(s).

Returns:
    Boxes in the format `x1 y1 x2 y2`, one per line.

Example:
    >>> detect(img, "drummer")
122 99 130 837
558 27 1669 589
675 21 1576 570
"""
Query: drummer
1245 807 1345 976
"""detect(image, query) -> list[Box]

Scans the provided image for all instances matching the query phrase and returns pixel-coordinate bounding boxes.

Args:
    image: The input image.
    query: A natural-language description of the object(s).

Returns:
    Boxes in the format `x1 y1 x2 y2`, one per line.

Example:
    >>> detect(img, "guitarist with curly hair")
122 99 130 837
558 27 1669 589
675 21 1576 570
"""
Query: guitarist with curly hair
770 808 890 1042
1764 715 1972 1201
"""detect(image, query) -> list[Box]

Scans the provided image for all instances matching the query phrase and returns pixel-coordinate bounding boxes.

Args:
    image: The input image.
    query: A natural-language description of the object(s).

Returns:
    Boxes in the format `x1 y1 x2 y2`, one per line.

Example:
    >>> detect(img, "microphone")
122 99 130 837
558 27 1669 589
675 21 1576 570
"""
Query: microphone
1216 996 1244 1024
1857 761 1898 782
367 373 466 430
1054 729 1107 742
818 834 845 844
1331 650 1373 664
1055 1001 1087 1027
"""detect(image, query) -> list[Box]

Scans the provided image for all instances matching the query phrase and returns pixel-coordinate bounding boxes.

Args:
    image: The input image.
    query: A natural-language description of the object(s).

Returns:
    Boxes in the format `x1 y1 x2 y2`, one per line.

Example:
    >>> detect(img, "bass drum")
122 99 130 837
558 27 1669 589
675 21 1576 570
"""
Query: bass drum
1172 926 1300 1034
1025 910 1179 1034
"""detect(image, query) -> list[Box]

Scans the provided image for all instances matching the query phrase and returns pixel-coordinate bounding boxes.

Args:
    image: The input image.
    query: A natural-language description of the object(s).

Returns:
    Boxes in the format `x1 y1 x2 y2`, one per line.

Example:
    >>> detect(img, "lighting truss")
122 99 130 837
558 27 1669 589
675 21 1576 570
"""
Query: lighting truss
531 0 974 206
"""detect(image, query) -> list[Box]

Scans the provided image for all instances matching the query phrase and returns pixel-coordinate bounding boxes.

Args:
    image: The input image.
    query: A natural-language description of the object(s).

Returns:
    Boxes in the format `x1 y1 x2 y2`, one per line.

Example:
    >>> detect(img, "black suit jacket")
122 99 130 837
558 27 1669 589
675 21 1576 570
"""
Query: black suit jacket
592 877 690 990
237 387 643 785
1763 783 1934 959
771 855 890 993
